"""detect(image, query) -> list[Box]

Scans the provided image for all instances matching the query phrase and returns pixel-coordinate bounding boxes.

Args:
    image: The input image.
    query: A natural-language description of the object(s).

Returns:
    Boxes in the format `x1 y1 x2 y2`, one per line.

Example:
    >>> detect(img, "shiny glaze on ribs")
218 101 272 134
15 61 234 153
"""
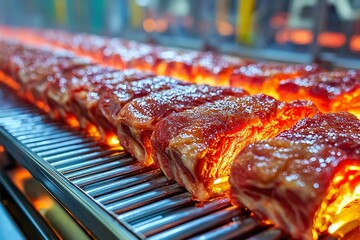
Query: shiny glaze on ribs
151 94 318 201
278 70 360 116
118 84 248 166
230 62 320 95
97 76 189 134
230 112 360 240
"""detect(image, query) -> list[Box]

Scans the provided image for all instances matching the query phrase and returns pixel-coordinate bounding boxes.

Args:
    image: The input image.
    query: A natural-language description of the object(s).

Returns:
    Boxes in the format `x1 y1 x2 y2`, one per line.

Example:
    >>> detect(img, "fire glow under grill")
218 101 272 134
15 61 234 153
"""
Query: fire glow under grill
0 26 359 121
0 27 359 239
0 85 284 240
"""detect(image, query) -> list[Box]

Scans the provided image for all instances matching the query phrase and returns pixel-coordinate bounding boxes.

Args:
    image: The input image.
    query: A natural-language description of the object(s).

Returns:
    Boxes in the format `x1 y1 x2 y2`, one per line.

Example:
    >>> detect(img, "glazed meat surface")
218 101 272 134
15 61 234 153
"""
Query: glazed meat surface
96 76 189 135
118 84 248 166
0 41 90 109
277 70 360 117
230 62 320 95
230 112 360 239
64 68 153 127
45 64 126 120
2 28 247 86
151 94 318 201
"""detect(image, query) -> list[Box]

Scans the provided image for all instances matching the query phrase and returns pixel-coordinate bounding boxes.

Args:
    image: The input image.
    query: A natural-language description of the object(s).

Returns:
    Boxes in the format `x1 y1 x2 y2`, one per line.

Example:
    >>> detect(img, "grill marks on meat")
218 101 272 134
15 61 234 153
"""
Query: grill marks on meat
151 94 318 201
118 85 249 166
229 112 360 240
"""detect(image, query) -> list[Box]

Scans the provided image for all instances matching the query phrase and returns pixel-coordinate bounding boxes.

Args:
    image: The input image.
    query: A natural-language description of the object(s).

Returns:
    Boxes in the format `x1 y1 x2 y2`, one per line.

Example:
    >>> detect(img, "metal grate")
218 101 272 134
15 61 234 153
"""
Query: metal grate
0 84 286 240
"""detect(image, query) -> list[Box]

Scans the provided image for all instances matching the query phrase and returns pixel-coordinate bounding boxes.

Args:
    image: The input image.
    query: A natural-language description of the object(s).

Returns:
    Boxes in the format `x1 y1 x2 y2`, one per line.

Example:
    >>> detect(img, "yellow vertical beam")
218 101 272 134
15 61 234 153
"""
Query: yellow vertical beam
236 0 255 45
129 0 143 28
54 0 67 26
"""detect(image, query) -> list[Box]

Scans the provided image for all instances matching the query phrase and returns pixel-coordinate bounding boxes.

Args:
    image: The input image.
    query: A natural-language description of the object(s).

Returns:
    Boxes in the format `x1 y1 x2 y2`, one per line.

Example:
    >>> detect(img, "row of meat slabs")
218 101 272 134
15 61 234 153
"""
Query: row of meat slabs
0 26 359 240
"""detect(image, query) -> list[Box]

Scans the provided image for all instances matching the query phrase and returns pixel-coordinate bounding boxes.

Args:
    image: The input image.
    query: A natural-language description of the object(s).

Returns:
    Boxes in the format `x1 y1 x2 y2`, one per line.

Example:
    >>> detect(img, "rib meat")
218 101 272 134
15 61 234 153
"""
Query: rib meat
62 68 154 129
0 41 90 109
44 64 129 120
191 52 246 86
230 112 360 239
96 76 189 136
277 70 360 118
151 94 318 201
230 62 320 95
1 27 246 86
118 85 248 166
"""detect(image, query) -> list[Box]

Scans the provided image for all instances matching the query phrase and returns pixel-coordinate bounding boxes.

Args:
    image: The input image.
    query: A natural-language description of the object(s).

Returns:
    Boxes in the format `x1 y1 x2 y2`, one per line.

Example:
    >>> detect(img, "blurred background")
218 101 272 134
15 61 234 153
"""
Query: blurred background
1 0 360 68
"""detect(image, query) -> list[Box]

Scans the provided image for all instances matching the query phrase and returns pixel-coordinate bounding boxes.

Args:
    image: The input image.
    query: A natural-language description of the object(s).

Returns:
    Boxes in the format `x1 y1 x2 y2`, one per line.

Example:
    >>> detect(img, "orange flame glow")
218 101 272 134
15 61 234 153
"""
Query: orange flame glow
9 168 54 211
290 29 313 45
65 114 80 128
0 145 4 153
313 165 360 239
36 101 50 112
318 32 346 49
32 196 54 212
106 132 123 149
108 136 119 146
212 176 230 195
9 168 32 192
86 124 101 138
0 73 20 90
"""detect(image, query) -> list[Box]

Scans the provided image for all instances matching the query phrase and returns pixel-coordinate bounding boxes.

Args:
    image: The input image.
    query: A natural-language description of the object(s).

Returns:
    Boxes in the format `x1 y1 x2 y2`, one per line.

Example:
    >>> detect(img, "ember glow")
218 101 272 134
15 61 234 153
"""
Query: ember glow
36 101 50 112
331 89 360 119
0 73 20 90
33 195 54 212
1 28 360 239
86 123 101 138
0 27 244 87
9 168 54 212
313 165 360 239
212 176 230 195
10 168 32 193
0 145 4 153
65 114 80 128
106 132 122 149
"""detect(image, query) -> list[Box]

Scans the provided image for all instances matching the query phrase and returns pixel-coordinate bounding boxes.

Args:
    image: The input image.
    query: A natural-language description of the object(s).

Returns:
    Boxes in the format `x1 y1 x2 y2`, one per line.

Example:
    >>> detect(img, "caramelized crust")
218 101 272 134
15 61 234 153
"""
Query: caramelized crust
118 85 248 166
277 70 360 117
276 112 360 153
230 62 320 96
2 28 247 86
101 40 157 71
45 64 125 119
154 49 198 82
0 41 91 116
151 94 318 201
0 40 159 144
25 57 90 103
230 112 360 239
96 76 188 135
68 69 153 128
